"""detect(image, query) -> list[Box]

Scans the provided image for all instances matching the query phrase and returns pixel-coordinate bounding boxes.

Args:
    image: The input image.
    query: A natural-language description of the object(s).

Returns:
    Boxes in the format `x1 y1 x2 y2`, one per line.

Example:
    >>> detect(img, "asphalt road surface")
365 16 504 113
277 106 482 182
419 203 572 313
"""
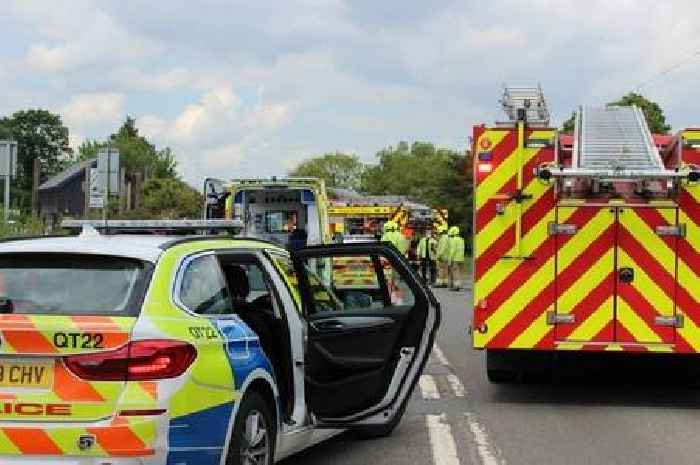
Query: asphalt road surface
282 282 700 465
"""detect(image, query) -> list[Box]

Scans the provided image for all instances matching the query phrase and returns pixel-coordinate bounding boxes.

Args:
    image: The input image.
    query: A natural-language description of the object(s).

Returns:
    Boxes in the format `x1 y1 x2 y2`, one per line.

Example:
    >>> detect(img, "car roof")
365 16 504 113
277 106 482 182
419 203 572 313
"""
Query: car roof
0 235 285 263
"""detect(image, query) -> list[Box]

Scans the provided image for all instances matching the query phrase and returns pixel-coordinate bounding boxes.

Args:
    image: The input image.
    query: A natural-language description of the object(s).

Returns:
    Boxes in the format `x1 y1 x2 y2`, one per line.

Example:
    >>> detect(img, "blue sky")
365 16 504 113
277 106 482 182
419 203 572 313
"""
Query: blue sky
2 0 700 186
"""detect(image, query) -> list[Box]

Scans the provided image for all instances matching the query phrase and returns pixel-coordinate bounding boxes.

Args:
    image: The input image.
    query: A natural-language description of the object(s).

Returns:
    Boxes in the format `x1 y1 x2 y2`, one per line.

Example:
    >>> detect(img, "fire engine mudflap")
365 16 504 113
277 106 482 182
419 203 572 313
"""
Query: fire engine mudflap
472 86 700 382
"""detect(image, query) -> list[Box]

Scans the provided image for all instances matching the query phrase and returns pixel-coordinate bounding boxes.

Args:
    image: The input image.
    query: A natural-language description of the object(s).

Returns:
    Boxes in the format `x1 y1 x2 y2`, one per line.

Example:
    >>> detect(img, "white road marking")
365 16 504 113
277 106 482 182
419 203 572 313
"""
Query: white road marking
433 344 451 367
447 373 466 397
465 413 501 465
427 414 461 465
419 375 440 400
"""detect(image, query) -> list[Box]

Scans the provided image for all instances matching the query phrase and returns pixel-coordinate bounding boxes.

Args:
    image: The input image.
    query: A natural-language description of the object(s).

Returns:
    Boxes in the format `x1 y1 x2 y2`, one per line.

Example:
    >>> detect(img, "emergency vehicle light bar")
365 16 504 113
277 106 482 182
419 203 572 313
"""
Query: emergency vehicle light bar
61 219 244 234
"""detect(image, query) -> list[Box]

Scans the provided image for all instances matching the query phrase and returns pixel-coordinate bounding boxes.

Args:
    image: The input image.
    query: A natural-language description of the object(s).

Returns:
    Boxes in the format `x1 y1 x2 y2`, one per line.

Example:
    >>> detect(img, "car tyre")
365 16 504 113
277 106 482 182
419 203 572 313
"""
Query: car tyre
226 391 276 465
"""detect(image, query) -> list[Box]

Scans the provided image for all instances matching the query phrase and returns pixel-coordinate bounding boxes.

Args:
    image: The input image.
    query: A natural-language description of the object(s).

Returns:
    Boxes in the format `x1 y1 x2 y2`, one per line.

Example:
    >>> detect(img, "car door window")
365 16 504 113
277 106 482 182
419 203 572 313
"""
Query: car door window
292 244 437 424
179 254 232 315
303 254 415 315
269 253 301 312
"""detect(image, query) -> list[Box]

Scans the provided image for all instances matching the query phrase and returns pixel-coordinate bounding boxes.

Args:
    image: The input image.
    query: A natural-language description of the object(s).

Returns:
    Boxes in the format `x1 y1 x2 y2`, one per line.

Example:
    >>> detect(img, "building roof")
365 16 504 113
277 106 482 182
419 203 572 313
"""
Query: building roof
39 158 96 191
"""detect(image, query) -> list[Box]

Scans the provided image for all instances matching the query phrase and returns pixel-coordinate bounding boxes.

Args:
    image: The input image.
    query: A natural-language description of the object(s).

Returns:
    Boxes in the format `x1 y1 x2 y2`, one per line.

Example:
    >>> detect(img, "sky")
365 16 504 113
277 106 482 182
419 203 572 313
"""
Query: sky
2 0 700 187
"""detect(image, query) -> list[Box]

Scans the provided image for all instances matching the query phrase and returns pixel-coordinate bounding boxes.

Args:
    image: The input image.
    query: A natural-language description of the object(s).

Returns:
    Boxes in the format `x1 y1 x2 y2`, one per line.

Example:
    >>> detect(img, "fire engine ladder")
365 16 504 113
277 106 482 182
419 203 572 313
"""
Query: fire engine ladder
498 84 550 126
574 105 665 174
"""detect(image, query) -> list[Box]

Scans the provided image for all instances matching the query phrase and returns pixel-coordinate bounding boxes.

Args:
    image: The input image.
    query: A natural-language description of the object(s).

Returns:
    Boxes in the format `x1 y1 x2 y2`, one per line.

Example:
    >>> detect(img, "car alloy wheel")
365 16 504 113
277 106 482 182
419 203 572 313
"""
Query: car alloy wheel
241 410 270 465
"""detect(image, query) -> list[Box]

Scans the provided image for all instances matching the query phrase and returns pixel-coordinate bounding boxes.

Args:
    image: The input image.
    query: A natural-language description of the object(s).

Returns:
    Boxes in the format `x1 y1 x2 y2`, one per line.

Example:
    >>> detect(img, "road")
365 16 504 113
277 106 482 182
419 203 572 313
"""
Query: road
282 283 700 465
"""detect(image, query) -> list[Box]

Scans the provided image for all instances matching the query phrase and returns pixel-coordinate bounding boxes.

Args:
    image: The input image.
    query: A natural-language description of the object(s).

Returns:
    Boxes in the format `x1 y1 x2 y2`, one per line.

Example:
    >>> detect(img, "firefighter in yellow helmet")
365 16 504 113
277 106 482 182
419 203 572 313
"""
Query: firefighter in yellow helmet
381 221 408 256
381 220 397 243
435 225 450 287
447 225 465 291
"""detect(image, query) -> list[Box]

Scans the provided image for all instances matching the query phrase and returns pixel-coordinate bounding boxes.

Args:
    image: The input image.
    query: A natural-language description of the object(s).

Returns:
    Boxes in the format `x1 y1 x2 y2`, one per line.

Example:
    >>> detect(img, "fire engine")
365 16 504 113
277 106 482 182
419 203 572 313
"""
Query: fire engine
472 85 700 382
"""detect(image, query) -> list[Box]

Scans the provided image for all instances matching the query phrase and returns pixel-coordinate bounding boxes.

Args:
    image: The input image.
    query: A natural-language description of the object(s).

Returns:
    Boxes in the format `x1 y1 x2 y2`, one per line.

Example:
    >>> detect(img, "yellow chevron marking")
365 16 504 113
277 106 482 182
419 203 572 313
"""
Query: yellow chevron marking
557 249 614 315
564 296 614 342
679 209 700 253
678 312 700 352
476 131 551 210
616 297 662 343
477 208 613 346
618 249 673 317
619 208 676 275
474 203 572 302
509 311 549 349
475 178 551 258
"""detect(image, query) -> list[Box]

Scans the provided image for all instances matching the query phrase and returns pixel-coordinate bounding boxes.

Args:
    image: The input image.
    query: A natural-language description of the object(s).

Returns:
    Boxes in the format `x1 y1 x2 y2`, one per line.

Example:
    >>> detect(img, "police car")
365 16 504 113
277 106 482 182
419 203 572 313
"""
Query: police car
0 220 440 464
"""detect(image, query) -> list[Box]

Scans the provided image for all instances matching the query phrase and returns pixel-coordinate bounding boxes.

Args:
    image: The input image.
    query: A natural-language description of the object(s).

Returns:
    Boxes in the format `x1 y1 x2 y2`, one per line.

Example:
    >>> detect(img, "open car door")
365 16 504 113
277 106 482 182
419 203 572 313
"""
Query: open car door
291 243 440 429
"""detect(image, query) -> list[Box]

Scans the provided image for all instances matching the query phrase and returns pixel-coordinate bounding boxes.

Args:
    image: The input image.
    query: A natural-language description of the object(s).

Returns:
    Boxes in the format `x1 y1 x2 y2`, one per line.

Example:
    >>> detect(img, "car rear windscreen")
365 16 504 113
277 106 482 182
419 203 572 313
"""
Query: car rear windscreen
0 254 152 316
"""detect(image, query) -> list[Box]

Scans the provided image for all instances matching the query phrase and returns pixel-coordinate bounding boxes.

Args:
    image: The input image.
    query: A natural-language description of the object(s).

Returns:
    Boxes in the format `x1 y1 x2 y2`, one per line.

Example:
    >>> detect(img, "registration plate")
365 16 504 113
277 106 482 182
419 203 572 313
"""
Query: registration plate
0 361 53 389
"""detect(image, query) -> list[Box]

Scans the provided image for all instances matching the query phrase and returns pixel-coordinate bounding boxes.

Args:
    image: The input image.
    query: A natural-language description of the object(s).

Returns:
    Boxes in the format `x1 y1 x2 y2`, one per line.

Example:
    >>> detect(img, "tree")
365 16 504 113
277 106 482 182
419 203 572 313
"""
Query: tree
610 92 671 134
0 109 69 210
561 112 576 133
361 141 472 239
561 93 671 134
78 117 178 179
289 152 365 191
123 177 203 219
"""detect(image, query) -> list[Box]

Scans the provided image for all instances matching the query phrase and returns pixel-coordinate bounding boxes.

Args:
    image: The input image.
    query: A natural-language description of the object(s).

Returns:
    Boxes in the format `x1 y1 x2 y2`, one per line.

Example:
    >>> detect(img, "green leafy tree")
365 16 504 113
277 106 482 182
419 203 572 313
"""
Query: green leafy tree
289 152 365 190
78 117 177 178
0 109 69 210
561 112 576 133
610 92 671 134
123 178 203 219
562 93 670 134
361 141 472 240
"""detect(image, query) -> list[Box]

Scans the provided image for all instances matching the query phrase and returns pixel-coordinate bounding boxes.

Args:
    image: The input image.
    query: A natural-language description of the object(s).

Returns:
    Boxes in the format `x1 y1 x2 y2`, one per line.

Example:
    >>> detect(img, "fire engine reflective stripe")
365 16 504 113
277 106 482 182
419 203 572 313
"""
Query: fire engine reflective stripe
563 296 616 344
616 298 663 344
474 130 512 182
476 137 538 211
474 206 585 307
504 225 616 348
474 207 611 348
474 177 554 264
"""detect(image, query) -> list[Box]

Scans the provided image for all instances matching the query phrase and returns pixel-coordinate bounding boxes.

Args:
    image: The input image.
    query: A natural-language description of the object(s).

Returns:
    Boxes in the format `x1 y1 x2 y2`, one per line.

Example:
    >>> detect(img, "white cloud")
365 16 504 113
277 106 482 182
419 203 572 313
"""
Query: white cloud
61 93 124 128
137 86 293 184
12 1 160 72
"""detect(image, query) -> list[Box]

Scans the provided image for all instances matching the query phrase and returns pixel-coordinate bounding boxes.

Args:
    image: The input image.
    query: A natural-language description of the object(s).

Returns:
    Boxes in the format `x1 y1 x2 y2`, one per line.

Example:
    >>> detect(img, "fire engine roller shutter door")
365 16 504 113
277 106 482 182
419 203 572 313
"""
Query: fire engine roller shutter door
554 206 616 344
615 206 678 345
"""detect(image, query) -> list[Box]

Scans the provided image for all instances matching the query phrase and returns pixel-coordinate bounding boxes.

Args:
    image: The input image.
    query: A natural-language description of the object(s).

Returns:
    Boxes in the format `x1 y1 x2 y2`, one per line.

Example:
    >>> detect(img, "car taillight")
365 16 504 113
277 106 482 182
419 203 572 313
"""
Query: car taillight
65 340 197 381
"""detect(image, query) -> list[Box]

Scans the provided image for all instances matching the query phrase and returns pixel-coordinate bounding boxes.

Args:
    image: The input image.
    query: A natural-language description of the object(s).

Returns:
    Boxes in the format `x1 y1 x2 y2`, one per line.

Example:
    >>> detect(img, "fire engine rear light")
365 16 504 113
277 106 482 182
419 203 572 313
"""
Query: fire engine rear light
65 340 197 381
478 163 493 173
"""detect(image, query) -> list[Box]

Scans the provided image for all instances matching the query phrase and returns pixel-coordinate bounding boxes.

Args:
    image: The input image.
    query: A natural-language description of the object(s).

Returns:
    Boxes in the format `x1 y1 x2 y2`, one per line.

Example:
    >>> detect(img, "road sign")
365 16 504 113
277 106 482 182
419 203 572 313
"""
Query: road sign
88 168 104 208
0 141 17 178
97 148 120 195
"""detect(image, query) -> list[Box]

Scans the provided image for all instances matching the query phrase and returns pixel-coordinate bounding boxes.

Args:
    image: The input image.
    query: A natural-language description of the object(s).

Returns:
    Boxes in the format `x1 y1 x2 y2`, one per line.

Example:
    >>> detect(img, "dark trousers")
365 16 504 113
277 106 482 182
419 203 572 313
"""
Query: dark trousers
420 258 436 284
